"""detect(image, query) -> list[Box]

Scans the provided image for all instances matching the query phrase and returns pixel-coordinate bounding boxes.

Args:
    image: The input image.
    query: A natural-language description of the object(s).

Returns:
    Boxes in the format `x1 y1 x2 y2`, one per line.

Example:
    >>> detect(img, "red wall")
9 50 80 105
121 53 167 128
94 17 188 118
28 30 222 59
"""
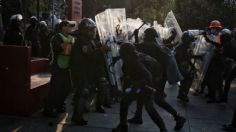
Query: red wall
67 0 82 24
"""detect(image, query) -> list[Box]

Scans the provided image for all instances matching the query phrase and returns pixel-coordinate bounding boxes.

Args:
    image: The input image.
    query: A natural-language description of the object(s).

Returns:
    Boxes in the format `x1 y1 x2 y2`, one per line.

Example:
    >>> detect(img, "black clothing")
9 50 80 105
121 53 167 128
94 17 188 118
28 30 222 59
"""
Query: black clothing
71 36 109 122
175 43 195 100
25 25 41 57
50 34 64 69
44 33 72 115
44 67 71 111
136 40 182 84
3 26 23 45
129 53 180 126
115 50 167 131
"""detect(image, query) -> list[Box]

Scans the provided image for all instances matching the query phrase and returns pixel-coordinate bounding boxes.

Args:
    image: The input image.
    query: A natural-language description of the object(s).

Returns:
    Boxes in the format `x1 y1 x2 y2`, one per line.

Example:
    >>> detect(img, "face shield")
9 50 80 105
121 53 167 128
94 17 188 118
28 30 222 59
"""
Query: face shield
210 28 221 35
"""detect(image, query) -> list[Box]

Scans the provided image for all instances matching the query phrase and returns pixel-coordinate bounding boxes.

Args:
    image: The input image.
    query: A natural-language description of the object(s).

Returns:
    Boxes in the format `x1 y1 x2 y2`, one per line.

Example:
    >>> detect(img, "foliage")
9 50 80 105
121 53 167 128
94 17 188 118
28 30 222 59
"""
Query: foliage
174 0 236 30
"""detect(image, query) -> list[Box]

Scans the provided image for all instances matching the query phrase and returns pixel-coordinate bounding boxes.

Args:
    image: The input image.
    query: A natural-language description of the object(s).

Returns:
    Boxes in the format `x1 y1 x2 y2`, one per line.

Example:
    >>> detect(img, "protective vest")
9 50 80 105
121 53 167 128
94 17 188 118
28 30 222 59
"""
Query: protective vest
50 33 74 69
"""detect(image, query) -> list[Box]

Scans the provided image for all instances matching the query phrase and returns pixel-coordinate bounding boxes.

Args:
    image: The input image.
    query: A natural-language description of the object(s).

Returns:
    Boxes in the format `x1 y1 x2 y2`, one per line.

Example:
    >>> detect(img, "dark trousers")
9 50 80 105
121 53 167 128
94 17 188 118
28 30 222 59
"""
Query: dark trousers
223 67 236 99
232 107 236 127
45 68 72 111
71 70 90 120
120 89 166 131
134 78 178 120
179 77 194 97
204 55 225 101
178 65 194 97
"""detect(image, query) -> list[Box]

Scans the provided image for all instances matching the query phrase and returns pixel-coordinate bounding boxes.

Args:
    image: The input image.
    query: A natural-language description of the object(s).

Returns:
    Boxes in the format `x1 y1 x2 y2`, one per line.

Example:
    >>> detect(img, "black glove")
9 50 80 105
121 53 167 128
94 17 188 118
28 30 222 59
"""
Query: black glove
134 29 139 37
170 27 177 36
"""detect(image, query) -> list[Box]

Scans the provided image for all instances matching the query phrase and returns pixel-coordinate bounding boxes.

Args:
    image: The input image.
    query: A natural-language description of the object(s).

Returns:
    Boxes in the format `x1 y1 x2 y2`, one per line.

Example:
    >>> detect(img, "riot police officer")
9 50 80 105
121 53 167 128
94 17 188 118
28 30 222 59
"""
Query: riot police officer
175 31 203 102
25 16 41 57
3 14 24 46
221 28 236 102
70 18 110 125
204 26 232 103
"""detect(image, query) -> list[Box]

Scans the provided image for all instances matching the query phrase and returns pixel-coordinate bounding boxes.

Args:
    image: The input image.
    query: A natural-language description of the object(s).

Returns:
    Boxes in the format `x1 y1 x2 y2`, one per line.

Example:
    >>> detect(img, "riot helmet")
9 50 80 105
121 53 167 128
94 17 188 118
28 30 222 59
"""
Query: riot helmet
181 31 195 44
39 21 47 27
78 18 97 39
220 28 232 43
30 16 38 25
10 14 23 27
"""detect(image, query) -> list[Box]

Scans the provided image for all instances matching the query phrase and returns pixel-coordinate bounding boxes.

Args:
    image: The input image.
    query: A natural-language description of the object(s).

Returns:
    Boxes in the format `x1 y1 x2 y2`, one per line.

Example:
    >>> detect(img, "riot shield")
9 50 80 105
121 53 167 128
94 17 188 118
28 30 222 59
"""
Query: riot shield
95 11 111 44
153 20 169 39
126 18 150 43
95 11 116 89
190 34 215 92
95 9 125 91
106 8 128 42
164 10 182 46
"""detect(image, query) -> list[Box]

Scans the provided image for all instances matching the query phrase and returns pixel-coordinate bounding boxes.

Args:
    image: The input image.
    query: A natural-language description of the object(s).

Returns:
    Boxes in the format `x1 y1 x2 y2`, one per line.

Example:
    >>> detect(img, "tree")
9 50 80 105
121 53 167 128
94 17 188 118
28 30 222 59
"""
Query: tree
174 0 236 30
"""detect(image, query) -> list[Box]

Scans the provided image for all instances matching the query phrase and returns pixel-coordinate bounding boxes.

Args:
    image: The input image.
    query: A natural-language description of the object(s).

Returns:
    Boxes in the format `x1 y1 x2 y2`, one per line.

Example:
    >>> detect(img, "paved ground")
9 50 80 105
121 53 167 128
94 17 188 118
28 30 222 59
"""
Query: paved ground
0 83 236 132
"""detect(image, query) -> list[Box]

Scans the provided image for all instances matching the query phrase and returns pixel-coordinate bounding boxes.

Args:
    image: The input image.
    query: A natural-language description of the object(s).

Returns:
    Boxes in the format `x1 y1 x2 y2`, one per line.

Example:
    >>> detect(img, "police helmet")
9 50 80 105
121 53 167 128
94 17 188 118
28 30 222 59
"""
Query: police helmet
181 31 195 43
78 18 96 38
221 28 232 42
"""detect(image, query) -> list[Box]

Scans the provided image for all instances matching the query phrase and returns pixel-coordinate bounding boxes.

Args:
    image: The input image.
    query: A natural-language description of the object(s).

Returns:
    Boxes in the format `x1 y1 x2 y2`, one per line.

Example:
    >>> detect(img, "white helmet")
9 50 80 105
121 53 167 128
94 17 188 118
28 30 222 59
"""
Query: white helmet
10 14 23 21
39 21 47 27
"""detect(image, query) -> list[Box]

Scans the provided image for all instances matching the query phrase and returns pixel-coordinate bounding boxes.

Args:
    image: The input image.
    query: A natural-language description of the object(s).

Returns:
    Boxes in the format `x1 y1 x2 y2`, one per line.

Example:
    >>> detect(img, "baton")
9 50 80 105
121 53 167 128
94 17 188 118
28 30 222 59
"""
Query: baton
128 21 148 40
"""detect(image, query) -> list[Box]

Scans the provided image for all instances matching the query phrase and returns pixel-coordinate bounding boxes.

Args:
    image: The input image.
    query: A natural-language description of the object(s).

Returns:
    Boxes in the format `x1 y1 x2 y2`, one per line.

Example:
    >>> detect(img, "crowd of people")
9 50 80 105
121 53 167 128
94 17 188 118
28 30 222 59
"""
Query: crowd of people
1 14 236 132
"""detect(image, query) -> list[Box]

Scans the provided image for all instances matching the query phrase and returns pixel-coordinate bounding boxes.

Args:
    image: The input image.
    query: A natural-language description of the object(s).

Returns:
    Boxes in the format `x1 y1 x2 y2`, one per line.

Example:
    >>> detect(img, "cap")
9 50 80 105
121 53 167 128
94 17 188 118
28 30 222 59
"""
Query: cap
59 20 75 30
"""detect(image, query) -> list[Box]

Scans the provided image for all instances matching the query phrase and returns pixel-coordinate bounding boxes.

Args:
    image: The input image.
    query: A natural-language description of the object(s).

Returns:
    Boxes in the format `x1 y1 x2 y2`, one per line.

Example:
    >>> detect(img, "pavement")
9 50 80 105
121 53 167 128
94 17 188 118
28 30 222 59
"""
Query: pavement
0 83 236 132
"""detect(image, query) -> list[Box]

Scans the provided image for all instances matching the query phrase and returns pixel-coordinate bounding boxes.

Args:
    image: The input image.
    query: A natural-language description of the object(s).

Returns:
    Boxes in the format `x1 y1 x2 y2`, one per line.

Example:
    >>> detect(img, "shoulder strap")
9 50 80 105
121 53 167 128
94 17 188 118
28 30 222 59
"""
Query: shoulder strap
58 33 68 43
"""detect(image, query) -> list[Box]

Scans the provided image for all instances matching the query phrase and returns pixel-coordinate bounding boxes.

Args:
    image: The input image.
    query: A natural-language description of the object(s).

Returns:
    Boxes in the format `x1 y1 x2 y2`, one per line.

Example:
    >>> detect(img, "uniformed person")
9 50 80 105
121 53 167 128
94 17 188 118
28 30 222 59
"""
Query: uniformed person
70 18 110 125
175 31 203 102
43 20 75 117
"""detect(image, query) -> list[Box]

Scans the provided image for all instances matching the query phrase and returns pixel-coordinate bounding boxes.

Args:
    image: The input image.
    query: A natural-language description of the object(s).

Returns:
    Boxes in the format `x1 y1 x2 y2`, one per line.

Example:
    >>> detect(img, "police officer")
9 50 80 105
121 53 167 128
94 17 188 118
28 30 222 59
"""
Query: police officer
3 14 24 46
112 43 167 132
70 18 110 125
222 107 236 132
25 16 41 57
204 25 231 103
219 29 235 102
175 31 203 102
43 20 75 117
128 28 186 130
201 20 223 100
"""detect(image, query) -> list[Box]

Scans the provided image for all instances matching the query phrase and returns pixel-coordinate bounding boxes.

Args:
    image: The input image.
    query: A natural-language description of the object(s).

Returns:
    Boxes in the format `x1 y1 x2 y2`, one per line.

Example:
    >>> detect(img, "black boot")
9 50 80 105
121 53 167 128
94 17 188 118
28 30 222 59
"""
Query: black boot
177 94 189 102
161 129 168 132
207 98 216 103
43 108 58 118
71 116 88 126
222 124 236 132
112 124 128 132
96 105 105 113
128 116 143 124
174 115 186 130
56 105 66 113
219 96 228 103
